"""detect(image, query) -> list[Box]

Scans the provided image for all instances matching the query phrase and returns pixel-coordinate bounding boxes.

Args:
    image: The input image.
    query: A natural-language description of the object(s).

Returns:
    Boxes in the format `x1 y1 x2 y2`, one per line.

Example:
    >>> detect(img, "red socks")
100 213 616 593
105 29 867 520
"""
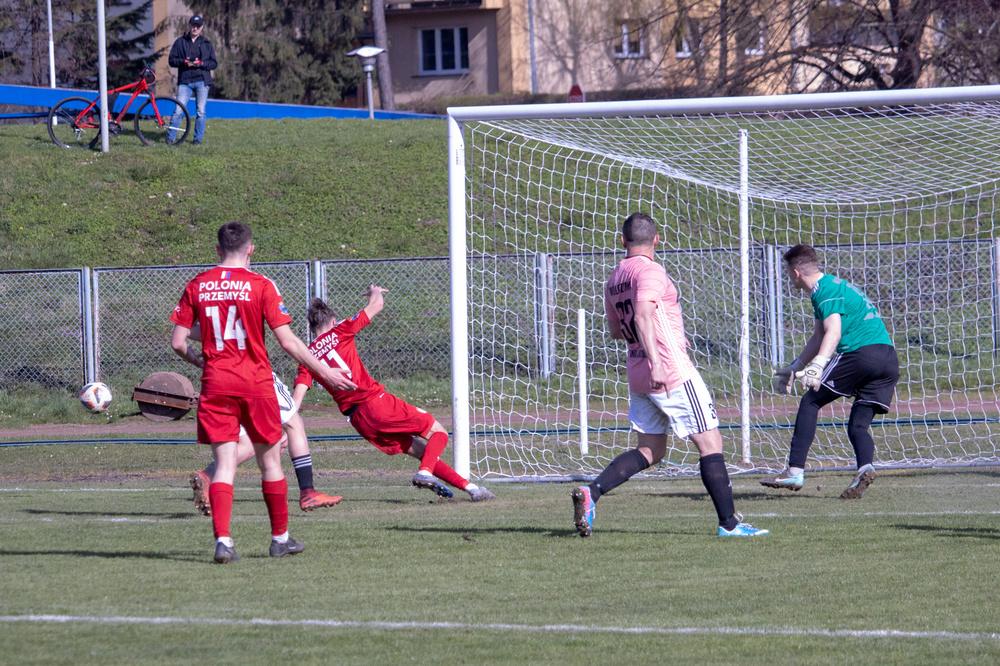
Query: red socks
431 460 469 491
261 478 289 537
209 482 234 538
420 431 449 473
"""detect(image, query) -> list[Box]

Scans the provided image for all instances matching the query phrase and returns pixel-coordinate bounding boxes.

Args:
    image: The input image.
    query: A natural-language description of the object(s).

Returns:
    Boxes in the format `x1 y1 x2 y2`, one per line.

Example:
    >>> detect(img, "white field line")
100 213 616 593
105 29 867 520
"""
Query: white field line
0 614 996 643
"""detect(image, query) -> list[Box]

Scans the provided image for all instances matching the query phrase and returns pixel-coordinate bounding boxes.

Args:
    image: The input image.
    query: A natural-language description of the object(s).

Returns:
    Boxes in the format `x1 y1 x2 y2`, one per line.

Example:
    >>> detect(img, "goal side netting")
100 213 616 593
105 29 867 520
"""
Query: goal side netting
447 87 1000 481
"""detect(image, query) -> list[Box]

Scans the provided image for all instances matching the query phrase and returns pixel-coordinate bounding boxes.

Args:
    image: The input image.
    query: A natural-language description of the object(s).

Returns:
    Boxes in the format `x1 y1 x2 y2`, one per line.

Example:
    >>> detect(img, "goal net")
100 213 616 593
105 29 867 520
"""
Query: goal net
447 87 1000 481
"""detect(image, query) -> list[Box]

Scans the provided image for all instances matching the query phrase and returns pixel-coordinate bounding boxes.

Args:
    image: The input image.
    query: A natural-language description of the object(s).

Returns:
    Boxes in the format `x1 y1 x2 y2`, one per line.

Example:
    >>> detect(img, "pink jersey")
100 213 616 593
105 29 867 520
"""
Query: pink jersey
604 255 695 393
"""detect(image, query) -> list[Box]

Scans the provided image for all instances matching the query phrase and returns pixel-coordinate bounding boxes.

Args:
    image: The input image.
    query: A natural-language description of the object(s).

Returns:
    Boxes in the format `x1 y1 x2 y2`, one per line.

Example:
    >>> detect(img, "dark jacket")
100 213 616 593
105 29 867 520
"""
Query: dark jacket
168 33 218 86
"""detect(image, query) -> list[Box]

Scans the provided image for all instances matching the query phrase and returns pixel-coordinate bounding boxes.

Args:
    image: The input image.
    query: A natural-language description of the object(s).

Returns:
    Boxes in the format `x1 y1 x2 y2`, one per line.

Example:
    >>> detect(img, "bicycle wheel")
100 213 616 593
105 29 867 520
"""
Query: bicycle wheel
134 97 190 146
47 97 101 149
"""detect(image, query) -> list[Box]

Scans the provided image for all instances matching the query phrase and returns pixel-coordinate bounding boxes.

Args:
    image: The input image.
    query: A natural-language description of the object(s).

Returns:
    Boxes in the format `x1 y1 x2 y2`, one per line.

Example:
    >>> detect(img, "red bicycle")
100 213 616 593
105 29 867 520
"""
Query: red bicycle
47 65 191 148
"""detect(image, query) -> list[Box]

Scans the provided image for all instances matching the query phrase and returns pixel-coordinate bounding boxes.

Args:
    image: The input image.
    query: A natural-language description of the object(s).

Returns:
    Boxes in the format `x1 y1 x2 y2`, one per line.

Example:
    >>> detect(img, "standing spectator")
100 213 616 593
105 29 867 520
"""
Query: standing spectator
168 14 217 145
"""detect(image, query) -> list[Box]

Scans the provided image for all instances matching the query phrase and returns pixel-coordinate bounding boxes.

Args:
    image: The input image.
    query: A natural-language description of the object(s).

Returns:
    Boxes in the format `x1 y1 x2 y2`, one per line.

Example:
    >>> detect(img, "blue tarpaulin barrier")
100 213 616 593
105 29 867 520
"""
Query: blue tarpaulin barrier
0 83 439 120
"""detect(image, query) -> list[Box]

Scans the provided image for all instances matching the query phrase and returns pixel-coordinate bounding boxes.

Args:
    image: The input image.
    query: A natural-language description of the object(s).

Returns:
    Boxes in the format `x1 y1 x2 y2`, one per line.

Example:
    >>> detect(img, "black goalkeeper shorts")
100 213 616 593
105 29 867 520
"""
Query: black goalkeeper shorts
819 344 899 414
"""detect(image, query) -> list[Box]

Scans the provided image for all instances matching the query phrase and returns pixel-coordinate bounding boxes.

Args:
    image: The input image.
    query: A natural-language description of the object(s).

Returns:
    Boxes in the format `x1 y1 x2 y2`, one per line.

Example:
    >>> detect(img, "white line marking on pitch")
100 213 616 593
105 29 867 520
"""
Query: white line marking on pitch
0 614 995 642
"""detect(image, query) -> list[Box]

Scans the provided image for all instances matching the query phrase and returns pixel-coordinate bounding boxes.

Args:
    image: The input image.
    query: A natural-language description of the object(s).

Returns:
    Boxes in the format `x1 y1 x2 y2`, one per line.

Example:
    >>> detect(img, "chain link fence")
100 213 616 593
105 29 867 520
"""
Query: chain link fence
92 262 311 401
3 242 999 416
321 258 452 380
0 269 85 391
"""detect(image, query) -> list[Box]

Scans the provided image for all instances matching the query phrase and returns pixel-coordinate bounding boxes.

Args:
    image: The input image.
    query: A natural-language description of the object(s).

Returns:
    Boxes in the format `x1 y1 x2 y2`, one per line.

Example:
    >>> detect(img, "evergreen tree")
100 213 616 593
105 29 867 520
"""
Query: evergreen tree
185 0 365 104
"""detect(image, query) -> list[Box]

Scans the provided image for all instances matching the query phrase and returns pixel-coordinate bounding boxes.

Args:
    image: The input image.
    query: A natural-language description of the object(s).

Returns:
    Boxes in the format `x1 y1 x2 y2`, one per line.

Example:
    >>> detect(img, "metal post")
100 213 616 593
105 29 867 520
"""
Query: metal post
311 260 324 301
527 0 538 94
448 114 471 478
81 267 96 383
365 69 375 120
96 0 110 152
993 238 1000 357
533 252 554 377
738 130 751 466
46 0 56 88
577 308 589 456
764 244 782 366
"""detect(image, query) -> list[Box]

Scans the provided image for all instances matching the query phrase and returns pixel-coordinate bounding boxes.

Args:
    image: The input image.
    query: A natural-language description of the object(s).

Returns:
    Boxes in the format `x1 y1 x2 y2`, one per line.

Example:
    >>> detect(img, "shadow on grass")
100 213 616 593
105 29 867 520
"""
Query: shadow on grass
0 548 206 563
640 490 806 502
23 508 194 519
892 524 1000 540
387 525 696 538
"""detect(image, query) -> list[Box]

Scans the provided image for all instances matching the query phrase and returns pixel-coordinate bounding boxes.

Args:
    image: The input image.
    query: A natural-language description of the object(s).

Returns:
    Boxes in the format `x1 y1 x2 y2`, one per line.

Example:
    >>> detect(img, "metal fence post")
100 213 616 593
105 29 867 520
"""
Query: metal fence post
81 267 97 383
993 238 1000 358
533 252 555 378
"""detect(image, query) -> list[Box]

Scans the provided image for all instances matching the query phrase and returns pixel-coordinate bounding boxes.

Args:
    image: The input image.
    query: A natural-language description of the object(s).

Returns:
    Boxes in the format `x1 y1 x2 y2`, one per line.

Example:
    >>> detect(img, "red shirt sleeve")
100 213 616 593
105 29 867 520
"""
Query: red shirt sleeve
294 364 313 388
337 309 370 336
170 284 196 327
261 279 294 330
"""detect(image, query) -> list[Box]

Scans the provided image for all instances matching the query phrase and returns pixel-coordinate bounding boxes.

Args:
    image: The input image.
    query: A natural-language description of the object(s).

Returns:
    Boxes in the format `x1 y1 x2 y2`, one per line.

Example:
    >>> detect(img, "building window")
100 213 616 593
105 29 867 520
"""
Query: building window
738 16 766 56
675 18 701 59
614 21 645 58
419 27 469 74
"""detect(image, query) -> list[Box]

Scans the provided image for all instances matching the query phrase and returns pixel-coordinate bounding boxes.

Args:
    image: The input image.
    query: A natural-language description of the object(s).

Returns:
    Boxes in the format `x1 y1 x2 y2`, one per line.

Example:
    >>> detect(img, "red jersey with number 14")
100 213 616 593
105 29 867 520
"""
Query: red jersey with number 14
295 310 383 413
171 265 292 397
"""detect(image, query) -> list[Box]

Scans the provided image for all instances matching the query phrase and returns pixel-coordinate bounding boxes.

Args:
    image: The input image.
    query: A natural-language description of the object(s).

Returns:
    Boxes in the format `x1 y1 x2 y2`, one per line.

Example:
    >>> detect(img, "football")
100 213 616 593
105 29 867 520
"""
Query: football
79 381 113 413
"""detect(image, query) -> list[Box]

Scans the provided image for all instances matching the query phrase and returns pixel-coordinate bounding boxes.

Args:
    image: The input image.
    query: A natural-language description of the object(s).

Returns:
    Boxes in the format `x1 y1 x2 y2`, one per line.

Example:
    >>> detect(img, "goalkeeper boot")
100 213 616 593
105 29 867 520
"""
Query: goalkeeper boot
412 471 454 499
190 470 211 516
467 485 496 502
299 488 343 511
759 469 804 491
839 464 876 500
269 536 305 558
571 486 595 537
717 521 770 537
213 541 239 564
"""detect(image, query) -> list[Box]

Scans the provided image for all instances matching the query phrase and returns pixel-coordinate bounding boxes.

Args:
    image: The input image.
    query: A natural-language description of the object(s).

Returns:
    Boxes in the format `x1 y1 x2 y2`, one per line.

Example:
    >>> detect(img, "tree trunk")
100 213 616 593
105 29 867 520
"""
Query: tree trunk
371 0 395 111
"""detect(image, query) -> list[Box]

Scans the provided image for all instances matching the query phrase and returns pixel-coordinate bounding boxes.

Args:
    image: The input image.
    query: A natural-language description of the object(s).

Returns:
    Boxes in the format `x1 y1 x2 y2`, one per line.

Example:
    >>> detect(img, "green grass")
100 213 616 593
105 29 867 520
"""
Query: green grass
0 442 998 664
0 118 449 269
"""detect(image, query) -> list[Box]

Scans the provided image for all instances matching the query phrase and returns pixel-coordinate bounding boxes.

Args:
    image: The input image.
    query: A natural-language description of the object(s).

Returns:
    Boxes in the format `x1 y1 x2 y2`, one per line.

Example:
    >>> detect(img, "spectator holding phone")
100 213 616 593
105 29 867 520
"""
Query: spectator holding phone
167 14 217 145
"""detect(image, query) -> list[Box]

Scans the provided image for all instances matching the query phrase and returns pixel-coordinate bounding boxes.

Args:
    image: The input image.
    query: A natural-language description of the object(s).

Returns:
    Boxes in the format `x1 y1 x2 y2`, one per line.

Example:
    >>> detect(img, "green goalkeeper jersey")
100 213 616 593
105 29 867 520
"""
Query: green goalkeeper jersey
811 273 893 353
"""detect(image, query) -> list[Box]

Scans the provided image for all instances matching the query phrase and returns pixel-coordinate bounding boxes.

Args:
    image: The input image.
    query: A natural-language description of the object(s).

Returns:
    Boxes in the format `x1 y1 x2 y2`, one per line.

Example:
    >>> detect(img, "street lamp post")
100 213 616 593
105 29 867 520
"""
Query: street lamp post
347 46 386 120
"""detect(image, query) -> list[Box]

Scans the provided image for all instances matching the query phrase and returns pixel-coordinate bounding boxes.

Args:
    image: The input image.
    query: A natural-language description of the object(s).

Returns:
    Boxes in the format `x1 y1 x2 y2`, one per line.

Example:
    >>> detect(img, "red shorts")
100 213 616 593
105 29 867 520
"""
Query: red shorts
197 393 283 446
348 392 436 456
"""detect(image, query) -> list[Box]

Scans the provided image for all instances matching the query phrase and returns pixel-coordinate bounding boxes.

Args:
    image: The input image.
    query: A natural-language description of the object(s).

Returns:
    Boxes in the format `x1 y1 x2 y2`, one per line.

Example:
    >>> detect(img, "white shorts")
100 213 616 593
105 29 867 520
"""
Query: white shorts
239 373 297 439
628 373 719 439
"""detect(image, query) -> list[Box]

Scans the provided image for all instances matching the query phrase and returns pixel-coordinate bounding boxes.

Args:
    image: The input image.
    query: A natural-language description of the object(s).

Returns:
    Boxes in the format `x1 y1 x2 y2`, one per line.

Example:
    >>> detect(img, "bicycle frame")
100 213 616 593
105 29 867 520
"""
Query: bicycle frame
70 69 164 128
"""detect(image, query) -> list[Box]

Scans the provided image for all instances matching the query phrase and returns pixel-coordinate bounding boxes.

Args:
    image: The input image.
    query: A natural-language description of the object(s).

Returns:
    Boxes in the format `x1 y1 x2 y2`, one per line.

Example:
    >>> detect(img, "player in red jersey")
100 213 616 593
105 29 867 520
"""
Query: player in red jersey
170 221 356 564
296 286 495 502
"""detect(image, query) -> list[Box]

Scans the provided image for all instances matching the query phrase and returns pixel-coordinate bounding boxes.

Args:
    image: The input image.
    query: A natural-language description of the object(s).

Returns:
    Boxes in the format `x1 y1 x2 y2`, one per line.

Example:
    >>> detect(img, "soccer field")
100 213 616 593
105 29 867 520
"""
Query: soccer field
0 441 998 664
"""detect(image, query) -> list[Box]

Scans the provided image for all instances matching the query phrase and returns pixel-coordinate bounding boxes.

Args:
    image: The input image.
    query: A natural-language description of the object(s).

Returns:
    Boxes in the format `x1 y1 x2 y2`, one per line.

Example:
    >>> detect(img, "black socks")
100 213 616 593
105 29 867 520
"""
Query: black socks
589 449 650 502
699 453 738 530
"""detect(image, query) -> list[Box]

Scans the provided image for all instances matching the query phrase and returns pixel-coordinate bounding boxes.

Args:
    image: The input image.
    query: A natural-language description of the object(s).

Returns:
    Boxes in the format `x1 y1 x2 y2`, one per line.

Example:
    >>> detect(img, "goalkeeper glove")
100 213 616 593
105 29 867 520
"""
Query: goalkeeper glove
771 359 804 394
795 355 831 391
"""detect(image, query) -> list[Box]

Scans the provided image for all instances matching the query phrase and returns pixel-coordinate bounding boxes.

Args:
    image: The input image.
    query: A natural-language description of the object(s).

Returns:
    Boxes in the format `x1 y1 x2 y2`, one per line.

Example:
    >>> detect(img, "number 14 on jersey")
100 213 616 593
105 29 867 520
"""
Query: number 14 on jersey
205 305 247 351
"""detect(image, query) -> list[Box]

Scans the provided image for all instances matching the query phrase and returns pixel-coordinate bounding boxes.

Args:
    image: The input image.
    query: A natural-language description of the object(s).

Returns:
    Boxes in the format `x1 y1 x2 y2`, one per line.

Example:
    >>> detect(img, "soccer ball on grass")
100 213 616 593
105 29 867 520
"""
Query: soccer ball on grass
79 381 113 413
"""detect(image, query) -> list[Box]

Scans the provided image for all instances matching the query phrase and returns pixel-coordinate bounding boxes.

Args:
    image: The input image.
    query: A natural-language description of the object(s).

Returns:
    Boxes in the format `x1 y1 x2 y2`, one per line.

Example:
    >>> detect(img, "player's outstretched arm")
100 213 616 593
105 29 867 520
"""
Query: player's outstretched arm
363 284 388 320
794 315 842 391
170 324 204 369
291 382 309 410
273 324 357 391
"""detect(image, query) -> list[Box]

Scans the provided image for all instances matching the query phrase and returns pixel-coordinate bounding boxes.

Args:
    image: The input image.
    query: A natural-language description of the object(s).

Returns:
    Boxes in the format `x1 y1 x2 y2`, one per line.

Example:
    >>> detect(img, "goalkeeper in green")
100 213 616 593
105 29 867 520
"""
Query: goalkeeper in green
761 244 899 499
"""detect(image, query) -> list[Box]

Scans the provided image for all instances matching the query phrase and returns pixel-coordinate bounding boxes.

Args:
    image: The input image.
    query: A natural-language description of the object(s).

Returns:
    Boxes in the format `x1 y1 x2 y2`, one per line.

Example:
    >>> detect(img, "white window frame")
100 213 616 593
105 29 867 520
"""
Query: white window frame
742 17 766 56
418 27 470 75
613 21 646 59
675 19 699 59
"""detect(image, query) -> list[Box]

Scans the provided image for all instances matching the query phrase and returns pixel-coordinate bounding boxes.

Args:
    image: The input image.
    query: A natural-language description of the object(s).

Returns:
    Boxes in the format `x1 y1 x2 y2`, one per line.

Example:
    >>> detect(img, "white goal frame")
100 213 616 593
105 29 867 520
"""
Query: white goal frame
447 84 1000 480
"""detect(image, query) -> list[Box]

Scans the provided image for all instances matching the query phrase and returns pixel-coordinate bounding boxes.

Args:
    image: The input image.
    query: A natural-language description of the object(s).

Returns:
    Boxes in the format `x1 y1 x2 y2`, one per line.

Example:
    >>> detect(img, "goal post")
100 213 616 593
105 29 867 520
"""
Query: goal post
448 85 1000 481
